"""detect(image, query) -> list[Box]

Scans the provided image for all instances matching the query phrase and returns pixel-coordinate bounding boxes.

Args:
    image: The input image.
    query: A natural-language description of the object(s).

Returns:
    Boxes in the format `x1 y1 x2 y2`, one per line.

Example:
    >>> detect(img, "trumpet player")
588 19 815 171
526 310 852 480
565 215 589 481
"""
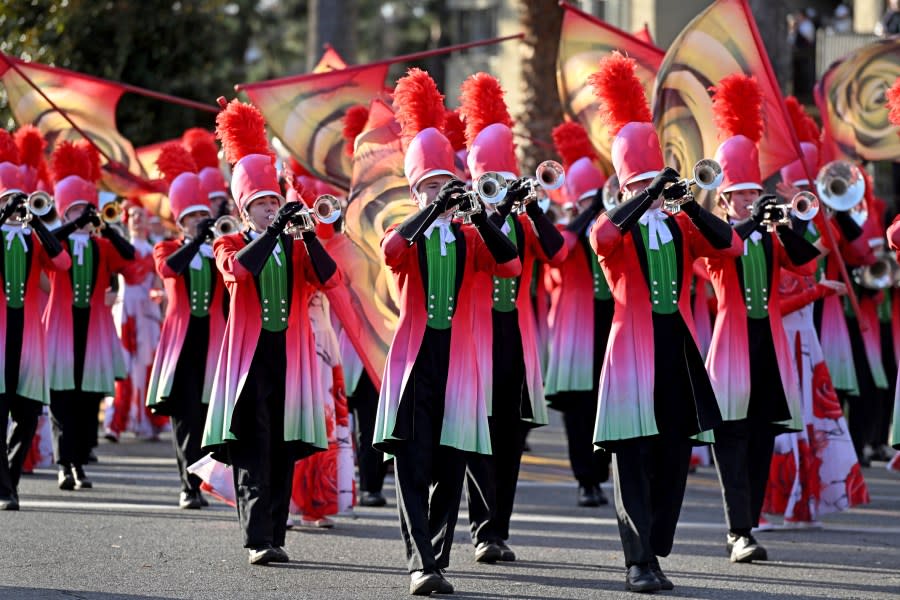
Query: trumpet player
702 75 820 562
374 69 519 596
0 131 70 511
146 142 227 509
589 53 740 593
456 73 566 564
543 121 613 509
43 141 142 492
202 99 339 565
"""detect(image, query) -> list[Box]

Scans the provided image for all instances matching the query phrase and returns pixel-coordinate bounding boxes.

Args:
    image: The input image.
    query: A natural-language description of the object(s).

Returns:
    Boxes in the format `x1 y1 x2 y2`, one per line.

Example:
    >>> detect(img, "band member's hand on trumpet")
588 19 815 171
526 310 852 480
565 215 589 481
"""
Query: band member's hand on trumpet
0 191 27 226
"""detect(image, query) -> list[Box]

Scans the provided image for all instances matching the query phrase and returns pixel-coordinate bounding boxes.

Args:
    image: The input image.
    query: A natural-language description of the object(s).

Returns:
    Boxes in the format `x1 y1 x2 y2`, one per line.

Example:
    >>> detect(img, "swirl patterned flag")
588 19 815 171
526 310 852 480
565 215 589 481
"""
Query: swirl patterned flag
815 38 900 162
0 53 156 196
652 0 801 200
557 3 664 168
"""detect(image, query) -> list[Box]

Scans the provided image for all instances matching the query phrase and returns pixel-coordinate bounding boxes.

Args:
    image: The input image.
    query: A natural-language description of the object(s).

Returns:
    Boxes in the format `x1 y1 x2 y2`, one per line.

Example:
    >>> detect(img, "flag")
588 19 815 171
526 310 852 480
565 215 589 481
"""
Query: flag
652 0 802 197
815 37 900 162
557 4 664 168
0 53 157 196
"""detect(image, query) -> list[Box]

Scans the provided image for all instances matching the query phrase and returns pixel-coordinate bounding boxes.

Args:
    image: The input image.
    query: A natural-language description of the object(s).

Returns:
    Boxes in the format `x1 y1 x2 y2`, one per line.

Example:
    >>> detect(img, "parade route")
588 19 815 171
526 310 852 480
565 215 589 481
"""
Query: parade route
2 416 898 600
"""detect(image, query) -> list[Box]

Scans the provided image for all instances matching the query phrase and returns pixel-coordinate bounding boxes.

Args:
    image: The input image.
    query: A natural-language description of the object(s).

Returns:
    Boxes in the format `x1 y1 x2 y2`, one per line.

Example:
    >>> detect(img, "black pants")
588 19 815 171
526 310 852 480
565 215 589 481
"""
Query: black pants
711 418 775 534
349 370 387 494
0 394 41 501
875 321 896 449
393 327 466 573
844 316 878 459
466 310 529 546
227 329 295 549
612 435 692 566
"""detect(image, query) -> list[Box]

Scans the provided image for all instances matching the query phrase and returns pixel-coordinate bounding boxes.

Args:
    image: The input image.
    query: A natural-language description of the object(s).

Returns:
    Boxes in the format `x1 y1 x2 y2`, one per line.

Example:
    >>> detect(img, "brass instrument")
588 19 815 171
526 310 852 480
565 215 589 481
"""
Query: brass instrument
853 254 900 290
454 172 508 221
815 160 865 212
762 191 820 227
602 175 620 212
519 160 565 208
100 201 123 224
26 191 53 219
287 194 342 236
213 215 241 238
664 159 724 214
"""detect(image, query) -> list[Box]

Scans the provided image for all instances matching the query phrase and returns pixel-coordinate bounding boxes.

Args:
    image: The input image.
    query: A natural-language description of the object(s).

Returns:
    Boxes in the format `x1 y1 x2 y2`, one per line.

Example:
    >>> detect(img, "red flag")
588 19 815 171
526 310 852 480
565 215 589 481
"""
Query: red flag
634 24 655 46
557 3 664 168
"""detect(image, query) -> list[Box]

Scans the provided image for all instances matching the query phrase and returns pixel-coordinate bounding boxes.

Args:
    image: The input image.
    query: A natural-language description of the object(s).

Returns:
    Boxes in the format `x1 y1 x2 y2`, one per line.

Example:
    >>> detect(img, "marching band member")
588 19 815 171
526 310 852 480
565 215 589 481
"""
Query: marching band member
44 141 140 491
0 129 70 510
703 75 819 561
202 99 339 565
146 142 227 509
373 68 520 596
544 120 612 508
182 128 232 217
588 53 740 592
457 72 565 563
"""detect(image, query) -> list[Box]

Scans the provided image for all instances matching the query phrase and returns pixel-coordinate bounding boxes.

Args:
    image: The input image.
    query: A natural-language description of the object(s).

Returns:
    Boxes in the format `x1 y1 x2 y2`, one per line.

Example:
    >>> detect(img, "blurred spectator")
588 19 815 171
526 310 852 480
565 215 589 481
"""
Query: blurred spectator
789 10 816 103
830 4 853 34
875 0 900 36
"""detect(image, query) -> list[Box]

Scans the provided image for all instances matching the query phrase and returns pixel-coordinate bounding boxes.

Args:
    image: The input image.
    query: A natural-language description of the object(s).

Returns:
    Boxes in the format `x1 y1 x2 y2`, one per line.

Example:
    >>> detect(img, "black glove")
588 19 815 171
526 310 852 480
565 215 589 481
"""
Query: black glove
302 230 338 283
0 192 27 227
775 224 821 266
432 179 467 213
165 234 208 276
662 181 689 201
526 201 565 258
471 209 519 265
681 200 735 250
100 224 136 260
271 201 306 233
750 194 779 225
645 167 681 200
832 210 863 242
76 205 100 229
30 217 64 258
197 217 217 242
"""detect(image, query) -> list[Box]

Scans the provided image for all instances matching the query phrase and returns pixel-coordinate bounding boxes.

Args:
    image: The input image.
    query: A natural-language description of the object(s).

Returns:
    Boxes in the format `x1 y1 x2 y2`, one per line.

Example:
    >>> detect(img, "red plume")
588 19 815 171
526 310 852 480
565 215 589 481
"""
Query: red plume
14 125 46 168
709 74 764 143
182 127 220 169
443 110 467 152
588 51 652 136
0 129 20 165
458 72 513 147
342 105 370 156
392 68 446 145
74 139 102 183
784 96 820 147
50 140 90 183
887 77 900 130
156 142 198 184
215 99 272 164
552 122 597 168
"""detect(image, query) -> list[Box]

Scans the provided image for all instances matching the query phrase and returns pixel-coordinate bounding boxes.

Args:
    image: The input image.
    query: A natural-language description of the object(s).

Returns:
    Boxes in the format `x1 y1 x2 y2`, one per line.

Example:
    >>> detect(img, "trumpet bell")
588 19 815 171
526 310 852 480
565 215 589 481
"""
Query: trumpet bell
28 191 54 217
790 191 819 221
213 215 240 238
475 172 508 205
693 159 724 191
854 258 895 289
101 202 122 224
815 160 865 212
602 175 620 212
535 160 565 191
313 194 342 225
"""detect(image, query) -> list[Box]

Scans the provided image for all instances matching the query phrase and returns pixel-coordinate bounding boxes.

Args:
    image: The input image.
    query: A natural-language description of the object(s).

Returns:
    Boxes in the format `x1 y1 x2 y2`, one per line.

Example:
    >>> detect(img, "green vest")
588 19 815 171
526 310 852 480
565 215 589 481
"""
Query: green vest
71 238 94 309
640 221 679 315
492 216 519 312
741 238 770 319
3 231 27 309
878 288 892 323
589 241 611 301
424 231 456 330
189 256 213 318
259 240 288 332
803 223 826 283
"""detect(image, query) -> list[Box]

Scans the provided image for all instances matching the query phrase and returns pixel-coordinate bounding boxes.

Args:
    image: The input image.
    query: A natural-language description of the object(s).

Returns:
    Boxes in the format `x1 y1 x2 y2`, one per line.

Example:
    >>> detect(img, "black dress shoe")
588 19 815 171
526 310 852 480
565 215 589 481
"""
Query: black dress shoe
248 546 279 565
58 466 75 491
87 451 98 463
474 541 503 563
270 546 290 563
359 491 387 507
409 570 443 595
649 557 674 590
197 492 209 507
72 465 93 489
728 533 768 563
577 485 600 507
594 485 609 506
0 497 19 511
179 491 201 509
435 571 454 594
625 564 662 593
496 540 516 562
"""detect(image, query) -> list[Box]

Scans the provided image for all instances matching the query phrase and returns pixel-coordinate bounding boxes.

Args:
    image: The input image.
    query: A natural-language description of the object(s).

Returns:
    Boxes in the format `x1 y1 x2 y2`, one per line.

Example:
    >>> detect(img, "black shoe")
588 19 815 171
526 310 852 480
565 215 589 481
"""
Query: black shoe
57 466 75 491
87 451 98 463
197 492 209 507
435 571 454 594
72 465 92 489
179 491 201 509
271 546 290 563
474 541 503 563
496 540 516 562
577 485 600 507
409 570 443 595
0 496 19 511
649 557 674 591
359 491 387 507
625 564 662 593
728 533 768 563
594 485 609 506
248 545 279 565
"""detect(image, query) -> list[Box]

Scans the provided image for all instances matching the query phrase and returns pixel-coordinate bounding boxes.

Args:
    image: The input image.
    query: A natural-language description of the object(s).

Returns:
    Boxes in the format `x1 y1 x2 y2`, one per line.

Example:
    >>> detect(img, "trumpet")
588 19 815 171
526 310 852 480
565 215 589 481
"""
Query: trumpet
518 160 566 207
852 254 900 289
100 201 123 224
663 159 724 214
815 160 865 212
602 175 621 212
761 191 820 227
27 191 54 218
455 172 508 221
212 215 241 238
286 194 342 236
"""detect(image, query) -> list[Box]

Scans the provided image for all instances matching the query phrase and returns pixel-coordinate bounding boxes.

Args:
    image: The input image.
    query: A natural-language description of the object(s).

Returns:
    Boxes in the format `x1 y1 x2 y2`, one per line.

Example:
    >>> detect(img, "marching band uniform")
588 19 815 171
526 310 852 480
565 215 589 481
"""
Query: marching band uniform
588 53 740 593
146 142 227 509
702 75 819 562
45 141 140 491
885 214 900 451
182 128 232 217
0 131 70 510
544 121 612 507
457 73 565 563
202 99 339 564
373 69 520 596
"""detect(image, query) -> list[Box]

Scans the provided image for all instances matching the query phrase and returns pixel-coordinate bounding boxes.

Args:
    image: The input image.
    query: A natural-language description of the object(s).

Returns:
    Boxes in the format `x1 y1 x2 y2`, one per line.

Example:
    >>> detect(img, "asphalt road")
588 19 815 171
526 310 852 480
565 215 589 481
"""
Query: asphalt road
2 414 898 600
